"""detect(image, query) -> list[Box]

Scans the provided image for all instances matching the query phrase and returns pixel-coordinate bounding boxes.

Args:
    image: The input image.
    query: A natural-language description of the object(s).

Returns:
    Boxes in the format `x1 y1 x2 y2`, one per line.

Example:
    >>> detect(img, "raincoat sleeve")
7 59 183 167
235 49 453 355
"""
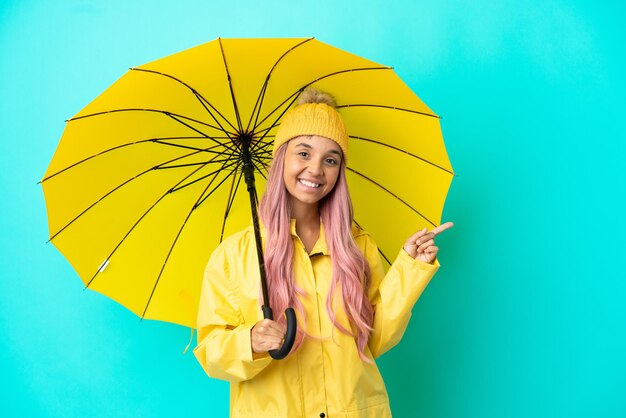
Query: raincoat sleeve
193 241 272 382
364 235 440 358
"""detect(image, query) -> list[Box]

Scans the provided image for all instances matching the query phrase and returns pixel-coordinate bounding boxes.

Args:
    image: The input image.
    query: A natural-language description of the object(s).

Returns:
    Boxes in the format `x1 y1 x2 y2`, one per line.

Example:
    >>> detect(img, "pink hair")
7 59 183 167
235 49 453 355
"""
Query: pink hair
258 142 373 360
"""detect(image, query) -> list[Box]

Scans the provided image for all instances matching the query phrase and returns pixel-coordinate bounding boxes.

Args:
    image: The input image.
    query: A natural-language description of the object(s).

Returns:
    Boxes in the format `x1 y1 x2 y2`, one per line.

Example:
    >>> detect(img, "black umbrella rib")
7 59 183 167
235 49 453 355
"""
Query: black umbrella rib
250 87 302 134
68 108 227 134
253 143 273 156
252 66 390 133
349 136 454 176
165 113 237 153
219 163 245 243
345 166 438 228
42 138 172 182
85 158 215 289
252 138 275 159
251 150 272 167
167 146 239 192
353 219 392 266
170 158 240 193
250 125 276 138
140 159 242 320
338 104 439 119
249 131 274 160
248 151 272 183
223 162 245 218
191 92 239 140
42 137 227 183
249 158 269 182
155 158 234 171
250 147 272 176
377 246 392 267
194 158 242 210
249 93 301 155
184 154 240 206
218 38 243 134
246 38 314 134
131 67 240 135
48 145 218 242
68 108 234 149
152 139 231 155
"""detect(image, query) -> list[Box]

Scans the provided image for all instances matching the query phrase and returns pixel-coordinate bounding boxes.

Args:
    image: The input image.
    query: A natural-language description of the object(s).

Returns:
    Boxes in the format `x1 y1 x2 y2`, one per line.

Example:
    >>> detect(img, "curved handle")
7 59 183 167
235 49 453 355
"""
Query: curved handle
263 307 297 360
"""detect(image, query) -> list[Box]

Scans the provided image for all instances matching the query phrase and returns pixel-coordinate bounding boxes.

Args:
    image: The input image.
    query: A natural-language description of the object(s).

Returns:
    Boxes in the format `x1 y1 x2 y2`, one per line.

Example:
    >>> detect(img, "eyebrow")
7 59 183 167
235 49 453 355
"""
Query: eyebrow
294 142 342 157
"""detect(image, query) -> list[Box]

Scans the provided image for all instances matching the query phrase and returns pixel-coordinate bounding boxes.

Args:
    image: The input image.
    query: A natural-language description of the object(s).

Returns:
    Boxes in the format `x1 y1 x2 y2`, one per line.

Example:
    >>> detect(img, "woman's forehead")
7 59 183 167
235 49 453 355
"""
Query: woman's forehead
290 135 342 154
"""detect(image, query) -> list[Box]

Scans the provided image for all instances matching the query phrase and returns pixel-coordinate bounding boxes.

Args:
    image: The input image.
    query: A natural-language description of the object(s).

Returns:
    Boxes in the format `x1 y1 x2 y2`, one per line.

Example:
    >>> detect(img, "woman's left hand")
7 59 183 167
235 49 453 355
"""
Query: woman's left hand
403 222 454 264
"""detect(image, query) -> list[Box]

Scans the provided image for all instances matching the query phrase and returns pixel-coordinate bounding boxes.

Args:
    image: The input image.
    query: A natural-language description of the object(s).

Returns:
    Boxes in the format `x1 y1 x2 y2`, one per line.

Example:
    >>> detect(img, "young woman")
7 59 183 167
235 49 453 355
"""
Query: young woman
194 88 453 418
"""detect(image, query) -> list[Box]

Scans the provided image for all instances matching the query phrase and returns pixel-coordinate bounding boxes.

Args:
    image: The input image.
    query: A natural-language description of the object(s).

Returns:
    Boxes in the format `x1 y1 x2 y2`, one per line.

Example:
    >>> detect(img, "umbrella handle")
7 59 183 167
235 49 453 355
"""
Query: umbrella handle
263 306 297 360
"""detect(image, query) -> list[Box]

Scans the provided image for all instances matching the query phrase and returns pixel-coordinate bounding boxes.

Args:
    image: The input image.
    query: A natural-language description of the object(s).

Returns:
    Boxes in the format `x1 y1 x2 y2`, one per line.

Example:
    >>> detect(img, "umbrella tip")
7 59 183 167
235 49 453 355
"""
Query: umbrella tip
97 259 110 273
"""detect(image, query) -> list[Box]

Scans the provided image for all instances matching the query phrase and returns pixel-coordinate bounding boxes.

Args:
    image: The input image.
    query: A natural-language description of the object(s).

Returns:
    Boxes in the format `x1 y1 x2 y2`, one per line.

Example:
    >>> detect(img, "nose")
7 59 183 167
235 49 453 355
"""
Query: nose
306 158 324 177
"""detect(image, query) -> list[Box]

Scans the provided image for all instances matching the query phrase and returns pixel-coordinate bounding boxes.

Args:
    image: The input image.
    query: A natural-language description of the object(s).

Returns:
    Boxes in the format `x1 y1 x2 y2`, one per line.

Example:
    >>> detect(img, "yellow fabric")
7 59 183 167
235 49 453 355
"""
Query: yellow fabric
273 102 350 159
42 38 453 329
194 222 439 417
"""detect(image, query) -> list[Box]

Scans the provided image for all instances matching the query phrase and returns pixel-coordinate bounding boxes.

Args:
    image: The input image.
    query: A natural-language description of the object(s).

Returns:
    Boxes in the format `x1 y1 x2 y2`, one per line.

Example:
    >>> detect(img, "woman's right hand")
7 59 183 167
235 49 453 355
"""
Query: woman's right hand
251 319 287 353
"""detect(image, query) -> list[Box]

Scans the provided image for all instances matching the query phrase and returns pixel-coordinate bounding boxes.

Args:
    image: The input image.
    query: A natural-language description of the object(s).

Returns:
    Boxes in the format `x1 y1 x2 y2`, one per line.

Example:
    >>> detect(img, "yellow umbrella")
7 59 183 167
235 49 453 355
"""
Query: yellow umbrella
42 38 454 333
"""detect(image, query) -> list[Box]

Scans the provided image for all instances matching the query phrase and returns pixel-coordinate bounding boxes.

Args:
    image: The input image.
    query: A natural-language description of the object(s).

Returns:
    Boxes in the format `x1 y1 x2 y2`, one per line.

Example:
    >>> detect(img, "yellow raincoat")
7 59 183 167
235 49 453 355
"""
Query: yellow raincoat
194 221 439 417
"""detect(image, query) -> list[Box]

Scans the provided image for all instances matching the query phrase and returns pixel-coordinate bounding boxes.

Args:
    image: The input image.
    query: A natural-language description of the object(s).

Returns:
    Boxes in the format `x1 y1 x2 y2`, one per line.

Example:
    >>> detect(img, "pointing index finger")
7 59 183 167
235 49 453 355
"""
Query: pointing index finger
431 221 454 236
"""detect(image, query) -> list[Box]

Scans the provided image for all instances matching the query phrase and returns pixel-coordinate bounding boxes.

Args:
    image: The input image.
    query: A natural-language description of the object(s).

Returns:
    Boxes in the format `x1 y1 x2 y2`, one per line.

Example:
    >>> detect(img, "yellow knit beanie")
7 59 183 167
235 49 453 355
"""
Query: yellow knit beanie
273 88 349 159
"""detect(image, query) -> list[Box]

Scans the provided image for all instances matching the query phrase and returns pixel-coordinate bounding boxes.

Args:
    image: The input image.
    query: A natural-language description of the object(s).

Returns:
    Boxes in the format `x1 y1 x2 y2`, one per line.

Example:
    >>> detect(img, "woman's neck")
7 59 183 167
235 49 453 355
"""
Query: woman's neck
290 201 320 252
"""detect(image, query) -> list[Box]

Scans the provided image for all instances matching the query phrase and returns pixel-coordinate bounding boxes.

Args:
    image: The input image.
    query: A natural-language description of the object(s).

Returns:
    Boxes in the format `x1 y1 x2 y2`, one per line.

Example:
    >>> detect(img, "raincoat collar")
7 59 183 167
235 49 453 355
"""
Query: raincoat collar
257 219 367 256
300 219 328 256
258 218 329 255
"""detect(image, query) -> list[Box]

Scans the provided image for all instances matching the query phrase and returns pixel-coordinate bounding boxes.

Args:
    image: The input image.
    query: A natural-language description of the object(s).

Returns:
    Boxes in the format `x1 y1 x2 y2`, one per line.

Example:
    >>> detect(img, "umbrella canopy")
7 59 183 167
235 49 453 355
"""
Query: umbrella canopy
42 38 454 329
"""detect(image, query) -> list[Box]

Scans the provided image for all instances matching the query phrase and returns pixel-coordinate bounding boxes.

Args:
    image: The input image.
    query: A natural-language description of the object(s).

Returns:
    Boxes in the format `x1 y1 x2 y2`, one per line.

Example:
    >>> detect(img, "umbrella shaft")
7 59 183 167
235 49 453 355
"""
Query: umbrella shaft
241 140 272 311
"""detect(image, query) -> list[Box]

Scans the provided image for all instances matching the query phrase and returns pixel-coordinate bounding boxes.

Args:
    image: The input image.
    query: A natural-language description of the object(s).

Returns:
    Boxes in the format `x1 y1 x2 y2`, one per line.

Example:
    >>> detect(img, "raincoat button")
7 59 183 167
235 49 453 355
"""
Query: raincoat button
320 413 326 418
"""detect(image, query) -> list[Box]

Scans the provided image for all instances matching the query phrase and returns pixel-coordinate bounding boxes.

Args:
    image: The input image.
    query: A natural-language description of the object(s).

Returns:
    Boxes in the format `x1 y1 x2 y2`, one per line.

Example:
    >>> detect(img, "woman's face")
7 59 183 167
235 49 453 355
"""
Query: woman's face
282 135 343 211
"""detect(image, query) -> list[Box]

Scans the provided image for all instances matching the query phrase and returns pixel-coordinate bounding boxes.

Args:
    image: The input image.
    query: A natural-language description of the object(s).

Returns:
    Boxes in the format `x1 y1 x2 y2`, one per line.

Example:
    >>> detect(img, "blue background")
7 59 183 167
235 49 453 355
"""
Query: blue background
1 0 625 417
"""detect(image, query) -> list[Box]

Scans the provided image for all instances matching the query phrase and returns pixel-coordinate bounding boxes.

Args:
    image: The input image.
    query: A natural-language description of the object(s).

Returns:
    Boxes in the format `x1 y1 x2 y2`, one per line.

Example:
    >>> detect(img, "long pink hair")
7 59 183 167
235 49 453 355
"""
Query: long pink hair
258 141 374 360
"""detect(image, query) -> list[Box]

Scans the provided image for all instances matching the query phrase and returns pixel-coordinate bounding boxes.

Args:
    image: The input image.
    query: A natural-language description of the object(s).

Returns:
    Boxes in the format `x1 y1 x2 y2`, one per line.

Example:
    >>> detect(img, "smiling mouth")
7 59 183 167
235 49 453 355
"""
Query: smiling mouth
299 179 321 188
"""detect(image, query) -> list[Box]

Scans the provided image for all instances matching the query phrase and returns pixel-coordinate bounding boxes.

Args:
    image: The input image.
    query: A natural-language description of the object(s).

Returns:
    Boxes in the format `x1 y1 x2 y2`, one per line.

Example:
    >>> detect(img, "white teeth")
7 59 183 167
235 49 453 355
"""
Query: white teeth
300 179 320 188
